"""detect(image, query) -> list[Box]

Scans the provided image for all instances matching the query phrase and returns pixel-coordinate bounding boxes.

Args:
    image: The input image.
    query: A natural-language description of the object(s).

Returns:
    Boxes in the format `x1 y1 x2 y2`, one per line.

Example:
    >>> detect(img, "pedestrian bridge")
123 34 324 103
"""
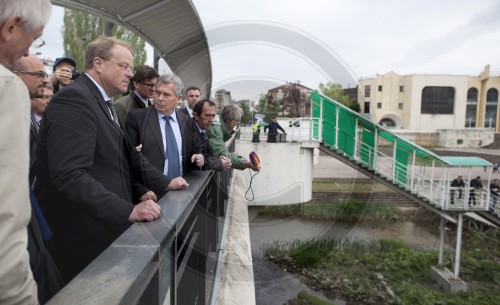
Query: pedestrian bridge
46 91 500 304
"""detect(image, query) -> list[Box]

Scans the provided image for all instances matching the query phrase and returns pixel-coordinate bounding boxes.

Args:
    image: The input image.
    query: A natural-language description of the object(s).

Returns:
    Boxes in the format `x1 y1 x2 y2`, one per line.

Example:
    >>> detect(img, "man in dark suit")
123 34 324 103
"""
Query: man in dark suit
192 99 232 171
126 74 204 179
180 86 201 118
34 37 188 283
114 64 158 123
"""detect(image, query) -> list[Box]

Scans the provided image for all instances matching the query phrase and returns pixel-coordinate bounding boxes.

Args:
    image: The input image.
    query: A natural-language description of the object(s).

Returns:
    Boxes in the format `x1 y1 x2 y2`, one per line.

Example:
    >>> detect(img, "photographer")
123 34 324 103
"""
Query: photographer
50 57 79 93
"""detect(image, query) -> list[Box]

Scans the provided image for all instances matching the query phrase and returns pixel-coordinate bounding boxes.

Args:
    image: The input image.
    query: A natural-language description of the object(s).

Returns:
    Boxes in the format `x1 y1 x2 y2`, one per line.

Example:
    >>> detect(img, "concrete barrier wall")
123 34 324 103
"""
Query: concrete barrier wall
235 140 318 206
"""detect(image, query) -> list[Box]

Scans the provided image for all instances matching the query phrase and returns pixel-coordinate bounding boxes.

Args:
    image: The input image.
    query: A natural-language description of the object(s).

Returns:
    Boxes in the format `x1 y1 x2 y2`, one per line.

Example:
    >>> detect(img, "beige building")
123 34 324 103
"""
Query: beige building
358 65 500 132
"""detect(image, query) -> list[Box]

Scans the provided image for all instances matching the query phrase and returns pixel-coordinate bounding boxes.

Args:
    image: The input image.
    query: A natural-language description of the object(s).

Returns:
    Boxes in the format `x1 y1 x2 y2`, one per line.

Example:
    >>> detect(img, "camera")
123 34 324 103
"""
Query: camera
71 70 81 80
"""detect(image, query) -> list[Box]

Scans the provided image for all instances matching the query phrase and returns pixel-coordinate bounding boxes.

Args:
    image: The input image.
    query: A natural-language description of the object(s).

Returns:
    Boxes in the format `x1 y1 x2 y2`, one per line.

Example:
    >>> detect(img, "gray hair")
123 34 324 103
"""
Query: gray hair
221 104 243 123
157 73 184 96
0 0 52 32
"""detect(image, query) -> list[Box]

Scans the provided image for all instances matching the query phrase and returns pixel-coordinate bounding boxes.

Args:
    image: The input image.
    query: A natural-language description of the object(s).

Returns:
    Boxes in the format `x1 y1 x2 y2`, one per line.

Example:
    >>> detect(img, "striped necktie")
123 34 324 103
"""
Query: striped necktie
105 100 120 127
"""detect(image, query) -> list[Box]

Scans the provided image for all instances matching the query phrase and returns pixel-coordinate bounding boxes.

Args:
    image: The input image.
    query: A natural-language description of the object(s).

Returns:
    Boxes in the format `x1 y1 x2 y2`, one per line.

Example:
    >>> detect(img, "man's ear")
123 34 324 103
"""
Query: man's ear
0 16 22 42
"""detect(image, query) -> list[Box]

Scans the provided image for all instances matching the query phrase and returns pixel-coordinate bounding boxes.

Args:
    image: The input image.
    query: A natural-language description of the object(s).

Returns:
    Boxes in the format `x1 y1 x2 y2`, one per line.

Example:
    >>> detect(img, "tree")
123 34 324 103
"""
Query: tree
62 9 147 72
319 82 360 112
254 94 280 123
239 101 252 125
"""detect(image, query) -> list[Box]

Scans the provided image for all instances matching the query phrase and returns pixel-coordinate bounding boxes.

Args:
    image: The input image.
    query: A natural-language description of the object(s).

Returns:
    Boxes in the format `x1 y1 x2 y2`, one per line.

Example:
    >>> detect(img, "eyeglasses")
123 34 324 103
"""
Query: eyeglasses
41 94 53 100
141 82 156 89
233 120 241 125
17 71 48 78
104 59 135 74
32 37 45 49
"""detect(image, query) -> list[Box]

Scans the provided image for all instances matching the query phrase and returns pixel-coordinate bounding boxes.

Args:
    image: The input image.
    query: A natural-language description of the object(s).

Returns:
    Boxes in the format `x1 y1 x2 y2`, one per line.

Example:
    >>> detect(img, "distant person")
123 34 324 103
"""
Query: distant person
34 37 188 283
206 104 260 172
493 162 499 173
252 118 262 143
50 56 77 93
469 176 483 206
114 64 158 123
125 73 204 179
264 117 286 143
192 99 232 171
0 0 52 304
450 175 465 205
180 86 201 118
490 179 499 205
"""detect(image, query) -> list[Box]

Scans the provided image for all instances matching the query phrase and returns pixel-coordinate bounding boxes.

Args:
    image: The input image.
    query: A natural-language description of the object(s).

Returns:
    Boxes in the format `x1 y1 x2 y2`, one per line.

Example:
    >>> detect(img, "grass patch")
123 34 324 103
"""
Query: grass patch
313 179 392 193
265 237 500 305
259 200 400 222
287 291 337 305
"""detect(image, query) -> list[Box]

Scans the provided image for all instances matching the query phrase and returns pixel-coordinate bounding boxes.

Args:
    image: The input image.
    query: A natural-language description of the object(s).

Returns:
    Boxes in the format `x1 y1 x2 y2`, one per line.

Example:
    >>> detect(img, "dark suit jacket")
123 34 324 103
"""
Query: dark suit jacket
114 91 150 124
29 120 38 185
125 107 202 176
195 123 223 171
179 106 191 118
34 74 170 283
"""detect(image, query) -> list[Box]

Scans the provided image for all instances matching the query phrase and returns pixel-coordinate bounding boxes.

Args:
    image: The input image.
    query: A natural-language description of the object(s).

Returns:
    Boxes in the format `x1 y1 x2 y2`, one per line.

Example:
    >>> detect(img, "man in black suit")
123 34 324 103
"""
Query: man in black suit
114 64 158 123
34 37 188 283
180 86 201 118
126 74 204 179
192 99 232 171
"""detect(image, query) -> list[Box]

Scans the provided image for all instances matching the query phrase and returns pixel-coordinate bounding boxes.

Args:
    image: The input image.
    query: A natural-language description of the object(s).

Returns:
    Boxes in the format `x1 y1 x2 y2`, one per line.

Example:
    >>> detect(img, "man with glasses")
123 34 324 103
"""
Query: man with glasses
13 54 64 301
34 37 189 283
115 64 159 124
0 1 52 303
206 104 261 172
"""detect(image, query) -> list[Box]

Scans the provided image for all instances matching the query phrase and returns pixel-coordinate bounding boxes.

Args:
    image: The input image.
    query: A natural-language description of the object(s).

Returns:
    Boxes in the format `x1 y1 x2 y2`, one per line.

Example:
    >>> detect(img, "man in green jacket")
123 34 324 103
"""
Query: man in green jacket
206 104 260 171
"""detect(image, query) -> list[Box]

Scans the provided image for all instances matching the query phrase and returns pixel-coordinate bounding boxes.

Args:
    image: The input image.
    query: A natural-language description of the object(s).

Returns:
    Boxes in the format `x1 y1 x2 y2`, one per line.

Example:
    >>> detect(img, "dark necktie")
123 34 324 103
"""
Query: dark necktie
31 113 40 134
200 130 207 152
164 116 181 178
105 100 120 127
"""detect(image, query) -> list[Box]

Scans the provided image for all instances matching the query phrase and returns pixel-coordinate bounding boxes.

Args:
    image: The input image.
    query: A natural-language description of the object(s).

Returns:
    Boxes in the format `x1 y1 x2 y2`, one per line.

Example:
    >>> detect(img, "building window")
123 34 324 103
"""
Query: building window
398 103 403 110
421 86 455 114
465 87 478 127
377 103 382 109
485 88 498 128
364 102 370 113
365 85 370 97
399 86 404 92
378 85 382 92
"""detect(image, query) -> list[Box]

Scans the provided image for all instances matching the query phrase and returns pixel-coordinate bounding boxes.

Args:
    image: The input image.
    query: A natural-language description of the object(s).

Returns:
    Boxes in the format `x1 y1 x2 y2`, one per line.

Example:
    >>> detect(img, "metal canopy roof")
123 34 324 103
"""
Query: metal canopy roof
441 156 492 167
52 0 212 97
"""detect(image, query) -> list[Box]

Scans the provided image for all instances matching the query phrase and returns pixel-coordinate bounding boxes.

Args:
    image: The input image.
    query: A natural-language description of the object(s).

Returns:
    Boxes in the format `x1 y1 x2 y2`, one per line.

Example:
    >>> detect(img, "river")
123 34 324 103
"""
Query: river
250 215 441 305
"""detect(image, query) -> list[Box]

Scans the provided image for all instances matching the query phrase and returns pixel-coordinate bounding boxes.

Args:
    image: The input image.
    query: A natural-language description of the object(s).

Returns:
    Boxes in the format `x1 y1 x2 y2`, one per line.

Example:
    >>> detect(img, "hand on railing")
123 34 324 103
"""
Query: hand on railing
167 176 189 190
129 199 161 222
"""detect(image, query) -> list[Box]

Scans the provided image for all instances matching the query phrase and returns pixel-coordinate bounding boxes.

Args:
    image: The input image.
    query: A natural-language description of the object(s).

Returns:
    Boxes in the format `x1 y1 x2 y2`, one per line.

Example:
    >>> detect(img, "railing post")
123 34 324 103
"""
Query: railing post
438 217 446 266
454 213 464 279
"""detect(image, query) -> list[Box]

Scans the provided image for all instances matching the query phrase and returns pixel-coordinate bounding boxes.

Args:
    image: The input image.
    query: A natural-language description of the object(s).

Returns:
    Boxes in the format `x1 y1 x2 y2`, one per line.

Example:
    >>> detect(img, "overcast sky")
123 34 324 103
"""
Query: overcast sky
38 0 500 101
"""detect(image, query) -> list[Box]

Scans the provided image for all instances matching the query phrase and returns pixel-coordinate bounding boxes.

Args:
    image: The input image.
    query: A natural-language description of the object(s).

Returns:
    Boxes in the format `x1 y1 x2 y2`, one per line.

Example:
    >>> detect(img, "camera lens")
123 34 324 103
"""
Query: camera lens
71 70 81 80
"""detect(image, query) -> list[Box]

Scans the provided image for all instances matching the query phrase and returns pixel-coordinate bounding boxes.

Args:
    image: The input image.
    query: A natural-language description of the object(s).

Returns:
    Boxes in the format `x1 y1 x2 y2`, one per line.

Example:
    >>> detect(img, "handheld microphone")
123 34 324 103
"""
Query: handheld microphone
249 151 260 168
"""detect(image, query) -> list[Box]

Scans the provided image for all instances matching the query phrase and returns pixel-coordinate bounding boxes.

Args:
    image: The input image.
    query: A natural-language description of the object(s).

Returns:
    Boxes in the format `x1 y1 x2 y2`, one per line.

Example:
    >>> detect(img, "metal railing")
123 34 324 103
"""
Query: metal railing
46 133 238 305
310 90 494 214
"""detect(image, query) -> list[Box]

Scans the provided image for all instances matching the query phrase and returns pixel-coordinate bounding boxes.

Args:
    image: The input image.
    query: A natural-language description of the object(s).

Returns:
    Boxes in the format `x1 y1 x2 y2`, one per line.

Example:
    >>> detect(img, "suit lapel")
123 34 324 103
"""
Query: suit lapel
80 74 122 133
148 108 165 156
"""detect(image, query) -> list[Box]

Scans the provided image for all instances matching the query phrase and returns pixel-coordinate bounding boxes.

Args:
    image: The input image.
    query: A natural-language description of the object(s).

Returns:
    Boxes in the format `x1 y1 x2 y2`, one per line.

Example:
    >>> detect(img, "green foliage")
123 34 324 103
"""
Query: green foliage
255 94 280 122
318 81 360 112
260 200 400 222
266 237 500 305
291 290 337 305
62 9 147 71
239 102 252 125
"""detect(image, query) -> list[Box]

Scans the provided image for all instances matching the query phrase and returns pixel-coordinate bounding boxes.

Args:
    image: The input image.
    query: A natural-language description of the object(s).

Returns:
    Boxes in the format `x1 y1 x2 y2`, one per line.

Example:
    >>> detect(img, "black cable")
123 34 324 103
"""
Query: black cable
245 169 259 201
